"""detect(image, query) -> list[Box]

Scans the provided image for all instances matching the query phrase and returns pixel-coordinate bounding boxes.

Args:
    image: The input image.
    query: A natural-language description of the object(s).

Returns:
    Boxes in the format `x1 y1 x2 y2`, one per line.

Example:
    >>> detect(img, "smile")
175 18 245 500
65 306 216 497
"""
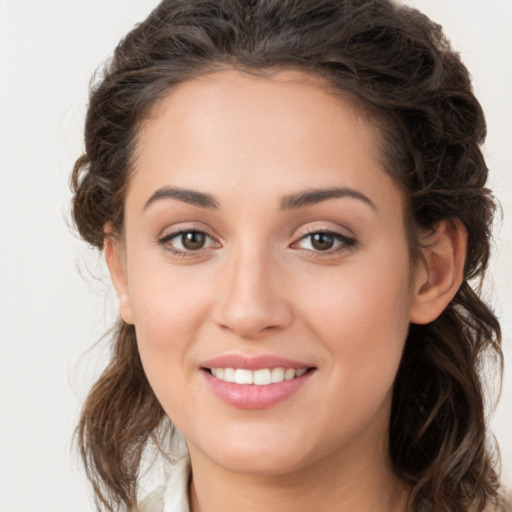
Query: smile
209 367 308 385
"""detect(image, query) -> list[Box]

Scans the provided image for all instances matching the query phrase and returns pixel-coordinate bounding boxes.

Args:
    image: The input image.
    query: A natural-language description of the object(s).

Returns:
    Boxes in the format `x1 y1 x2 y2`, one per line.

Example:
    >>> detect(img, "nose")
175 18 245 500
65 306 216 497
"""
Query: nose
213 246 293 339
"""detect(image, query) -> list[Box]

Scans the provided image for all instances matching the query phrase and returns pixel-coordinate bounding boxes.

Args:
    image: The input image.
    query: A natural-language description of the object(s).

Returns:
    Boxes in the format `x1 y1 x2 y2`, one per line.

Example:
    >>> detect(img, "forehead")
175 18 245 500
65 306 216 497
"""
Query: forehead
140 69 378 155
129 69 402 217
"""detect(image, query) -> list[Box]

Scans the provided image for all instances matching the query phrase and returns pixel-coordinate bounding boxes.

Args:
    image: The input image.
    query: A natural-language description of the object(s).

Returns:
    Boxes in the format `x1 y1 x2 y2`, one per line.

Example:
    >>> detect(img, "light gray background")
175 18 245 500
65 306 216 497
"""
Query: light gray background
0 1 510 510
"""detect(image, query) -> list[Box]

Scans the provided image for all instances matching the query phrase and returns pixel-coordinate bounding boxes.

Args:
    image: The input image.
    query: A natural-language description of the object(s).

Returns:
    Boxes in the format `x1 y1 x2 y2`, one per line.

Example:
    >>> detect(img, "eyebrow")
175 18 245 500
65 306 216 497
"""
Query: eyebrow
143 185 377 212
280 187 377 210
144 186 219 210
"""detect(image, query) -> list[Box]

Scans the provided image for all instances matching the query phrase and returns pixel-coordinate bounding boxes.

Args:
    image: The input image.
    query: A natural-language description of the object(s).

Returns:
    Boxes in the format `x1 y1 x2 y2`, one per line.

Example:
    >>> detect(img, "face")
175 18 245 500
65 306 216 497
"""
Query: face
111 70 420 478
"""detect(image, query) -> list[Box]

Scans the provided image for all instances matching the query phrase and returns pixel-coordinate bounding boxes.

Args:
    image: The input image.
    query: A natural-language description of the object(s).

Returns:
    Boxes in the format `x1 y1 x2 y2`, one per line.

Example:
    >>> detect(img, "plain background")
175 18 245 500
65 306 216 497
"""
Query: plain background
0 1 510 510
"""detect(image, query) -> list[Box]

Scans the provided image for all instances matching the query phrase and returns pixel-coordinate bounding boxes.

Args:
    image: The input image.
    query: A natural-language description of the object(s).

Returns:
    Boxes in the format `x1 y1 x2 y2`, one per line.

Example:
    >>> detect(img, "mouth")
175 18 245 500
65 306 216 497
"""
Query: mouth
200 355 317 409
204 366 313 385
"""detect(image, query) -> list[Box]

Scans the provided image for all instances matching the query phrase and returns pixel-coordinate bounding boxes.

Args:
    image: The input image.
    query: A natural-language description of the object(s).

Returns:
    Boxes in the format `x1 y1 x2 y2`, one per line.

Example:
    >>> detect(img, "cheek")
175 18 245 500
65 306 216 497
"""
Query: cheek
126 247 210 336
297 246 413 384
125 261 211 398
295 258 412 444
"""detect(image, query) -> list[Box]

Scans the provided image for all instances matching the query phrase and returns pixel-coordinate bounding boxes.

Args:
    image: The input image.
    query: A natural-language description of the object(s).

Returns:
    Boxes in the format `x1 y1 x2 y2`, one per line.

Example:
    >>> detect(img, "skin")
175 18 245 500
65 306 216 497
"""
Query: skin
106 70 466 512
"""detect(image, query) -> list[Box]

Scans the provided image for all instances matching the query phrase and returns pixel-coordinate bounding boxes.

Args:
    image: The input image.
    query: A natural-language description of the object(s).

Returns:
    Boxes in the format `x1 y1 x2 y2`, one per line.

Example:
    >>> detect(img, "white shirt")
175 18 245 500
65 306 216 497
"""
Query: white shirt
138 456 191 512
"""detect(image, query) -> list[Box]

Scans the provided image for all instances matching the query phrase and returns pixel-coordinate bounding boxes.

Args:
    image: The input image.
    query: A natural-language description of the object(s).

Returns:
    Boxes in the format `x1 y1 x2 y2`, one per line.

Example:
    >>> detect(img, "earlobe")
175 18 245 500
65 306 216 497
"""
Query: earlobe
409 220 467 325
104 235 134 325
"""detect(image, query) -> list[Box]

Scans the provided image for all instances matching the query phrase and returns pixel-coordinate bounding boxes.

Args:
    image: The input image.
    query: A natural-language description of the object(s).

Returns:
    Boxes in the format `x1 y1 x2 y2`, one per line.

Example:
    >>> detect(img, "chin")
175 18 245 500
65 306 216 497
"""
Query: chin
212 447 312 477
186 422 318 476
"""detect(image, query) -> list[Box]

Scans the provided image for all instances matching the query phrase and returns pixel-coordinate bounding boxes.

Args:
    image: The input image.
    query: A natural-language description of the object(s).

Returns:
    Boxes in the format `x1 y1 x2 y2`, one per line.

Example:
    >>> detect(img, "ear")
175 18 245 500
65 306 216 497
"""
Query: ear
409 220 467 325
104 235 134 325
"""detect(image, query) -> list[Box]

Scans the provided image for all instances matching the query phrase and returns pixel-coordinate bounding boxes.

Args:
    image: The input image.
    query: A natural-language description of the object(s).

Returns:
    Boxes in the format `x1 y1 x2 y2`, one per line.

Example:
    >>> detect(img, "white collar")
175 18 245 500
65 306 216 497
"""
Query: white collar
139 455 191 512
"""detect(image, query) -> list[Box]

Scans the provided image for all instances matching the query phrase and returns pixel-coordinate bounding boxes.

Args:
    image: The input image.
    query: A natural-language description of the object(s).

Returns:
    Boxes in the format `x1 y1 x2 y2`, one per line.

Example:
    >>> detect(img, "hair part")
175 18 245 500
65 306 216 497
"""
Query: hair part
72 1 505 510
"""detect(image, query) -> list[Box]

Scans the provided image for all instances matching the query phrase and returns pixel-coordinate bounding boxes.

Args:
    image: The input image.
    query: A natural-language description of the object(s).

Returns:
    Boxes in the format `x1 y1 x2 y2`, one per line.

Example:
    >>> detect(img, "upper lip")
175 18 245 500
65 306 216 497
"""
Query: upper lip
201 354 312 371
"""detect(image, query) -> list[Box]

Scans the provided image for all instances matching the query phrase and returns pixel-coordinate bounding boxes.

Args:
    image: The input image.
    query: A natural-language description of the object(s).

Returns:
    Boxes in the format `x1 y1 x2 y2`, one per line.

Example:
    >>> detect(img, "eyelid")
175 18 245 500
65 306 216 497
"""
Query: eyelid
297 220 352 233
290 225 358 255
157 224 221 255
292 221 355 241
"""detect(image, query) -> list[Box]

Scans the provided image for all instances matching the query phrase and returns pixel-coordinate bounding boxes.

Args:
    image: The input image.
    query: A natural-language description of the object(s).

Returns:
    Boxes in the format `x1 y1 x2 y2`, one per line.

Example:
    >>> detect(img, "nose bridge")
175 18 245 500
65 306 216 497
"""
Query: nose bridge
214 239 291 337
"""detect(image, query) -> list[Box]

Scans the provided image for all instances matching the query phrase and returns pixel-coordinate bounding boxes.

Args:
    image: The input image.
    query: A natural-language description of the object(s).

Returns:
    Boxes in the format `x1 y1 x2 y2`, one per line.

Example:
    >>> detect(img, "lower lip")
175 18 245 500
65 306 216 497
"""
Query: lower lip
203 370 313 409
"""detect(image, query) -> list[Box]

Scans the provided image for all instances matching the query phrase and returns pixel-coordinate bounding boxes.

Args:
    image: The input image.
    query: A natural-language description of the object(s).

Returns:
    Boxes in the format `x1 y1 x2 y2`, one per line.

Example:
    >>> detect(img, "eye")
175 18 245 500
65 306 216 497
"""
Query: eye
158 229 219 255
179 231 207 250
294 231 356 253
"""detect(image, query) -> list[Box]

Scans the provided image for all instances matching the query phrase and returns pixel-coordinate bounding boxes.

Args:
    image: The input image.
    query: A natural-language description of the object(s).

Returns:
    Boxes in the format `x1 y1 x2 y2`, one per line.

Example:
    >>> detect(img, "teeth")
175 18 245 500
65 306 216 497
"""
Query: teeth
210 367 308 385
224 368 236 382
235 369 253 385
284 368 295 380
254 368 272 385
271 367 284 383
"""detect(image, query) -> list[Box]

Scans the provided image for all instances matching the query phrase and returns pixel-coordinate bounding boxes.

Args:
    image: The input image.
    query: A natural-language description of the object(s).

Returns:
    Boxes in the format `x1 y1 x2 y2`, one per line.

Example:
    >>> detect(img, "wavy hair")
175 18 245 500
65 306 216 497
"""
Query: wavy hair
71 0 505 510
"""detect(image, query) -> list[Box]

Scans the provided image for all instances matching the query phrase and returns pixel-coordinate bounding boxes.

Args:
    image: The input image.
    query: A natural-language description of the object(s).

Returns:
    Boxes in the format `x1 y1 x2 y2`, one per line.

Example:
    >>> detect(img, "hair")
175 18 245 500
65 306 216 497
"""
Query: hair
71 0 506 511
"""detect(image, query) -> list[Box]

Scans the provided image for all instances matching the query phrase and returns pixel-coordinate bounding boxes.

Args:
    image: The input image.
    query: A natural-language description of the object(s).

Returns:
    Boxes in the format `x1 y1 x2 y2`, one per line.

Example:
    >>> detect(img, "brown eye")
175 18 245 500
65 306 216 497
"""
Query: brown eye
158 229 218 255
181 231 206 250
293 230 357 255
310 233 335 251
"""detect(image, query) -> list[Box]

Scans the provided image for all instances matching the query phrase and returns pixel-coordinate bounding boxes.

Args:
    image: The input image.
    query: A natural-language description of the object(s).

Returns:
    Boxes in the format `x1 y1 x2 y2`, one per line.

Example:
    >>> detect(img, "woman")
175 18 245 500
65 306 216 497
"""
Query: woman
71 0 507 511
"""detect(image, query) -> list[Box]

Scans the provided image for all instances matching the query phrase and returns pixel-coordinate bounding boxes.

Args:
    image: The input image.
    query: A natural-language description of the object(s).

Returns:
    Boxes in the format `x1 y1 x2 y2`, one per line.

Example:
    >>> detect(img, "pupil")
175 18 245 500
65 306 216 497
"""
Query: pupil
311 233 334 251
182 232 205 250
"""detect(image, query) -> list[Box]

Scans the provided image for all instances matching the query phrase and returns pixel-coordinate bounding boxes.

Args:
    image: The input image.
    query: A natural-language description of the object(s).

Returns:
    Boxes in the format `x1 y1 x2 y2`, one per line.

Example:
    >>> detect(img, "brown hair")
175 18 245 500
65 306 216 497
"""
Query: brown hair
72 1 505 510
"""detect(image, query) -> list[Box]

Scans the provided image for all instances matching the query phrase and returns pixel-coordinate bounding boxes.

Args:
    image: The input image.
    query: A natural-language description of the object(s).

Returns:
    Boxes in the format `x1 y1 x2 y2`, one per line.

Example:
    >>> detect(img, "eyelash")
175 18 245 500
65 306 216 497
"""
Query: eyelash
157 228 218 257
156 228 357 257
292 230 357 257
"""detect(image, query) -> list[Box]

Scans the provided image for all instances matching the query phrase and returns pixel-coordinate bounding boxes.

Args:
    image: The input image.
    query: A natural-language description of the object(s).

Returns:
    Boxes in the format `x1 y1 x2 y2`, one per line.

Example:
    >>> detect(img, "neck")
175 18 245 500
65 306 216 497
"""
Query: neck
188 428 408 512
